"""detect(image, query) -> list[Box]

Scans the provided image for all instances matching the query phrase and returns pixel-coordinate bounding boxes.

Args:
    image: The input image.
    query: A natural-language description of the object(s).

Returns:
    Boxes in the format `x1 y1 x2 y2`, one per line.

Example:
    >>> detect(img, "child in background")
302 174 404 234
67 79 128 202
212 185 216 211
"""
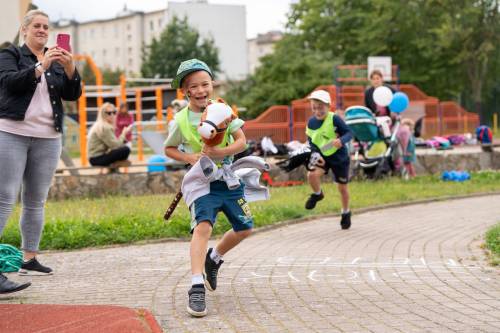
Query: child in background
115 102 134 145
305 90 353 229
398 118 417 178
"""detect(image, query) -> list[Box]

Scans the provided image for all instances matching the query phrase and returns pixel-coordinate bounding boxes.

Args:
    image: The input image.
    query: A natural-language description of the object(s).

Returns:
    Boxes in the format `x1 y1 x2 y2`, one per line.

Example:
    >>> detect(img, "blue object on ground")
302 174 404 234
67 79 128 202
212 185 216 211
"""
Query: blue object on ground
147 155 168 172
441 170 471 182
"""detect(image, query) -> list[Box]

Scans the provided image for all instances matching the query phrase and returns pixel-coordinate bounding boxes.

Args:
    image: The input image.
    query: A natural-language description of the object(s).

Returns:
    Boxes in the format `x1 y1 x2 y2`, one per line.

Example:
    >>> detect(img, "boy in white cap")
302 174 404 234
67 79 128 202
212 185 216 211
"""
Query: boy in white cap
305 90 353 229
164 59 253 317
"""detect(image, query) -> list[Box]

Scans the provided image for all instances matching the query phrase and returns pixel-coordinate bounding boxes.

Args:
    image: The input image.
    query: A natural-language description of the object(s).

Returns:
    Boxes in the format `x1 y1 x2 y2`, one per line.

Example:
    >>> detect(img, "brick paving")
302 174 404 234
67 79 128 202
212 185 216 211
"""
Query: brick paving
1 195 499 332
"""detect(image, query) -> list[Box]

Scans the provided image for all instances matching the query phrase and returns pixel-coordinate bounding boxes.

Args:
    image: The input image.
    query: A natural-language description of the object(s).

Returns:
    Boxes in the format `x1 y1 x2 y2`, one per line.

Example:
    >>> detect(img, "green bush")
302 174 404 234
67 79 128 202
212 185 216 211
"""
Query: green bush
485 224 500 266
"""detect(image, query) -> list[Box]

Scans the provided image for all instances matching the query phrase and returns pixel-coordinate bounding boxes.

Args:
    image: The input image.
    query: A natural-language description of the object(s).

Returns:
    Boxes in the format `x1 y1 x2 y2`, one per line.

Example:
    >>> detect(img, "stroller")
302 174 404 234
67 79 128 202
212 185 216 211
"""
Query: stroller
344 106 405 179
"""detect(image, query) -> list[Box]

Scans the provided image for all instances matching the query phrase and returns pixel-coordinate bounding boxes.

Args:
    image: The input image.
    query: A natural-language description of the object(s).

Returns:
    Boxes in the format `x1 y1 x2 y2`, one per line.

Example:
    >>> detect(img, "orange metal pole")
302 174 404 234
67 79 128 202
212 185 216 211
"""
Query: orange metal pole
78 83 88 166
166 106 174 123
135 89 143 161
155 88 164 131
120 74 127 104
176 88 184 100
463 113 468 133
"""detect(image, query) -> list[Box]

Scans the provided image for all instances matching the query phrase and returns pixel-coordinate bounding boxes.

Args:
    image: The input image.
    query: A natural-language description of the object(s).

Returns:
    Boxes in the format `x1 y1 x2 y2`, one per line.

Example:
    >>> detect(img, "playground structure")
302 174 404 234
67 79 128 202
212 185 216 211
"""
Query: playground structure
73 54 184 166
243 65 481 144
72 60 485 167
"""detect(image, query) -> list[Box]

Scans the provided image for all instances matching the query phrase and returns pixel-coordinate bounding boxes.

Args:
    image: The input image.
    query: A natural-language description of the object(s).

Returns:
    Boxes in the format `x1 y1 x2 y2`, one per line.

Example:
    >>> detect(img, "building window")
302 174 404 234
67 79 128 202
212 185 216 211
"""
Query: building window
114 26 119 37
126 24 131 31
127 34 132 42
128 58 133 66
150 21 154 31
103 49 107 58
115 47 120 56
158 18 162 27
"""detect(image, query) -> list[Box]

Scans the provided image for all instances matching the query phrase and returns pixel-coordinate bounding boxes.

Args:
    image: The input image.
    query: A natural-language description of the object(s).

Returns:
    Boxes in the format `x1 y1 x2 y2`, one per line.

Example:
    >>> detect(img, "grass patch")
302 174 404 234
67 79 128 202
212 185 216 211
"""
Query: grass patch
1 171 500 250
485 223 500 266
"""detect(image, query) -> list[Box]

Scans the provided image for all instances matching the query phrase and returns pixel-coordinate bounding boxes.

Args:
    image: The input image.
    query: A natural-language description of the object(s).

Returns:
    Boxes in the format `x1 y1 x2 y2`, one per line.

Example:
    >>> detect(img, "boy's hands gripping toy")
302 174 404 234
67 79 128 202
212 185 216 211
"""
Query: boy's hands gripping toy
198 101 236 147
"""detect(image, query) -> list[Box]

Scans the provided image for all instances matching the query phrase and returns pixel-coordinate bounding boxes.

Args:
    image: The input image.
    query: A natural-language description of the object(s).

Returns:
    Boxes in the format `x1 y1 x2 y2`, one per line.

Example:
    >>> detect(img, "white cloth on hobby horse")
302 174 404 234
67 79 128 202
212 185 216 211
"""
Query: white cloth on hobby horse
181 156 271 207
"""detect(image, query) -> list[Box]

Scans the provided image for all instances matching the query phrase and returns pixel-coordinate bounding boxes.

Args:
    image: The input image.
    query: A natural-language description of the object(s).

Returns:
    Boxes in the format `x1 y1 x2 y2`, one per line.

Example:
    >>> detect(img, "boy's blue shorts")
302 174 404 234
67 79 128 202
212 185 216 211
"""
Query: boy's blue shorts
321 156 350 184
189 180 253 233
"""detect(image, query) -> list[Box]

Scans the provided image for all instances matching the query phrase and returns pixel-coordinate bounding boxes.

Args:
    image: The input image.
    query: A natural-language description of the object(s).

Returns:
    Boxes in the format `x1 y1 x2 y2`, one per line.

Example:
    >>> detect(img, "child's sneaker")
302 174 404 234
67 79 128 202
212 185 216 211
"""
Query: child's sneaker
305 191 324 210
204 248 223 291
187 284 207 317
340 211 351 230
18 257 53 276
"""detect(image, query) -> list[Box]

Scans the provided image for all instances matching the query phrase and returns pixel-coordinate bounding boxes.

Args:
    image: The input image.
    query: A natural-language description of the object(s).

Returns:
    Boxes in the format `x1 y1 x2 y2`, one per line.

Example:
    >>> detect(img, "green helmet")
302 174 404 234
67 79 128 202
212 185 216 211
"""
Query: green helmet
171 58 213 89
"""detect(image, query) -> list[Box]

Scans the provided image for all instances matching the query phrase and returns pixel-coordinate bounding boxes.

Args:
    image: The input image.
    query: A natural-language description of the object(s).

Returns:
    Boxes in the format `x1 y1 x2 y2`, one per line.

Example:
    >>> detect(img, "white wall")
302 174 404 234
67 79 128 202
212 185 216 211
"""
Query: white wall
0 0 22 44
167 1 248 80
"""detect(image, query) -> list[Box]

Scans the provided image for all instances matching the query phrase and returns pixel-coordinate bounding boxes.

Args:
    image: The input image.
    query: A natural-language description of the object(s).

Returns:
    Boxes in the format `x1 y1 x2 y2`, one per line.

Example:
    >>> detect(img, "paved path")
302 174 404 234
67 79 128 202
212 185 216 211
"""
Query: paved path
1 195 500 333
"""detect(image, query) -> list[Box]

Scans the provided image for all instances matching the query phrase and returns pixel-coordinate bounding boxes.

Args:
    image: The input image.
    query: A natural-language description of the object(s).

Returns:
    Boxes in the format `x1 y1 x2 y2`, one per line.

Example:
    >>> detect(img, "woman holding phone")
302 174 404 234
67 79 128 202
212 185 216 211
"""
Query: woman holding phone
0 9 81 294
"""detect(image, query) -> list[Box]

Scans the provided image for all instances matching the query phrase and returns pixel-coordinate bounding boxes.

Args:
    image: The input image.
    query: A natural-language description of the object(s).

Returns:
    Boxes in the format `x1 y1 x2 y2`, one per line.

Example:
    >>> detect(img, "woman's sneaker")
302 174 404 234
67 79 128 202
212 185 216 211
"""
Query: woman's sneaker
0 273 31 294
18 258 53 276
204 248 223 291
340 211 352 230
187 284 207 317
305 191 324 210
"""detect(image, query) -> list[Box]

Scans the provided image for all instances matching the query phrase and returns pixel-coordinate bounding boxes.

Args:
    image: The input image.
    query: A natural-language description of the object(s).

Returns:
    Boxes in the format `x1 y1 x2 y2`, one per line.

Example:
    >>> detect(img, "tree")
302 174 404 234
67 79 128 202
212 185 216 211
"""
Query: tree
223 35 335 119
287 0 500 122
141 16 220 79
80 63 123 86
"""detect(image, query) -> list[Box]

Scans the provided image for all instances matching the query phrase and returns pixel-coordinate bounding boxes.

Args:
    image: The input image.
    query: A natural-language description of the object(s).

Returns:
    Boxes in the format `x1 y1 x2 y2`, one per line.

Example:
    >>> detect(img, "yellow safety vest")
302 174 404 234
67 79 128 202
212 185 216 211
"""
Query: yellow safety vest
306 112 338 156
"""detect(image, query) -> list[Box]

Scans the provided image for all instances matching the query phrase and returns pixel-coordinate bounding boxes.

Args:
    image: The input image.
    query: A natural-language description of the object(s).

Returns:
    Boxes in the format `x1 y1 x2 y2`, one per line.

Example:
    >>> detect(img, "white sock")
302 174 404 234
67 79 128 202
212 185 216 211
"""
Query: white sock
314 190 322 195
192 274 204 286
341 209 350 214
210 248 223 264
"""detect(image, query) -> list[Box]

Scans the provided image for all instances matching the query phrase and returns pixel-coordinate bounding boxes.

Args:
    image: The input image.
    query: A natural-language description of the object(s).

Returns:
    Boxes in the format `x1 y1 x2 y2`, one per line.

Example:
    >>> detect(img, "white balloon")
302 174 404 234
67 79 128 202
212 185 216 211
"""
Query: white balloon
373 86 394 107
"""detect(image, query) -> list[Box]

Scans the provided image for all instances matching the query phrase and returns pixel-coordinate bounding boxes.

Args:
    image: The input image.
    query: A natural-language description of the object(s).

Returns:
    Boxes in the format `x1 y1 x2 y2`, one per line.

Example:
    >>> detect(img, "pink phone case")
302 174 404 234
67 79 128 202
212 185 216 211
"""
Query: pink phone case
56 34 71 52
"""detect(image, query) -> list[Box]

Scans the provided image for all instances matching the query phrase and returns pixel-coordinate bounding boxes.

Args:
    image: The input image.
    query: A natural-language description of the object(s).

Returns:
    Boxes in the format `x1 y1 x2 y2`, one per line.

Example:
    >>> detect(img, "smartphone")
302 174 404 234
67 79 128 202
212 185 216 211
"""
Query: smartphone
56 33 71 52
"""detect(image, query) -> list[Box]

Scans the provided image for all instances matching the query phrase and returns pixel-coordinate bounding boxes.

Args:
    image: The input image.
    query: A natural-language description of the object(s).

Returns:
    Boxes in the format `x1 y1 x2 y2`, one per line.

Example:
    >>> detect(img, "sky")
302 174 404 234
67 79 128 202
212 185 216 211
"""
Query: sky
32 0 296 39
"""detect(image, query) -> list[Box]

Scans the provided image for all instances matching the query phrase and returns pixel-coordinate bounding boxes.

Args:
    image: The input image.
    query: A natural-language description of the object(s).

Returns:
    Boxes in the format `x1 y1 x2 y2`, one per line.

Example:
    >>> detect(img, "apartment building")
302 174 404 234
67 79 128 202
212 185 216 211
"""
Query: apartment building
247 30 283 74
49 1 248 80
0 0 31 45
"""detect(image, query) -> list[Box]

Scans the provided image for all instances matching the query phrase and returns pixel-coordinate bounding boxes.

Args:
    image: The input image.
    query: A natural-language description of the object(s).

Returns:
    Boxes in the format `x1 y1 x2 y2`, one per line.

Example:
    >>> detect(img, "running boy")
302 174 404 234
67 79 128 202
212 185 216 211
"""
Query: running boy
164 59 252 317
305 90 353 229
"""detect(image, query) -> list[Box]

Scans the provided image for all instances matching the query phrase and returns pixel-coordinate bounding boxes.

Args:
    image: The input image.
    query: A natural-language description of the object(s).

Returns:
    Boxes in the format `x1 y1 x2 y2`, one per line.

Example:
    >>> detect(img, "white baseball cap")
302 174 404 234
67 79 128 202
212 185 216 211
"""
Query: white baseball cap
307 90 331 105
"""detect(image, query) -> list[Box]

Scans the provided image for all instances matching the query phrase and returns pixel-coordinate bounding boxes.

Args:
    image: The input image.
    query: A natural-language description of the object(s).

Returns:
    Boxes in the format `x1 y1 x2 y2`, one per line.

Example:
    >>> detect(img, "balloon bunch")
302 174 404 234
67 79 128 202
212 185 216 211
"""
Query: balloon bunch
373 87 410 113
441 170 471 182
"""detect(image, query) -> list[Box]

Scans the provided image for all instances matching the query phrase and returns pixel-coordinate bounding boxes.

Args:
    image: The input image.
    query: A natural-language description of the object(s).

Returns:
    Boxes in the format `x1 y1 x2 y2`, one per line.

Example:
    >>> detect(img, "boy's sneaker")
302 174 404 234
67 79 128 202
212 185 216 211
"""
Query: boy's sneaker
0 273 31 294
340 211 351 230
204 248 223 291
305 192 324 210
18 257 53 276
187 284 207 317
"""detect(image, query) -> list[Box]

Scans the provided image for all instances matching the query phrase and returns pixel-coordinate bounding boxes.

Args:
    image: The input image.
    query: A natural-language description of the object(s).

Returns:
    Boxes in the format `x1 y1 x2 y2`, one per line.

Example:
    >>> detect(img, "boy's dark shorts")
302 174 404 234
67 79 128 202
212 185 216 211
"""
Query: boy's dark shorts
319 156 350 184
190 180 253 233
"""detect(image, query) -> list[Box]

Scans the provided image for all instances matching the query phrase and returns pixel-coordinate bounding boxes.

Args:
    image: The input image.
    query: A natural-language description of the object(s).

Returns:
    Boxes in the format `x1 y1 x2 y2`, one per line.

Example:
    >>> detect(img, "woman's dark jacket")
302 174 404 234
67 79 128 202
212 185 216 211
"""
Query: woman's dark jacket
0 44 82 133
364 84 396 116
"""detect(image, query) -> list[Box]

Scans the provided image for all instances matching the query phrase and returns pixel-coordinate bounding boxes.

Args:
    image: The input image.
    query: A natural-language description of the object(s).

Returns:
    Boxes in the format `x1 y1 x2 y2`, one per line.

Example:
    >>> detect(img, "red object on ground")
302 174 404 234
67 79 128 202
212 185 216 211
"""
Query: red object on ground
0 304 162 333
262 171 303 187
